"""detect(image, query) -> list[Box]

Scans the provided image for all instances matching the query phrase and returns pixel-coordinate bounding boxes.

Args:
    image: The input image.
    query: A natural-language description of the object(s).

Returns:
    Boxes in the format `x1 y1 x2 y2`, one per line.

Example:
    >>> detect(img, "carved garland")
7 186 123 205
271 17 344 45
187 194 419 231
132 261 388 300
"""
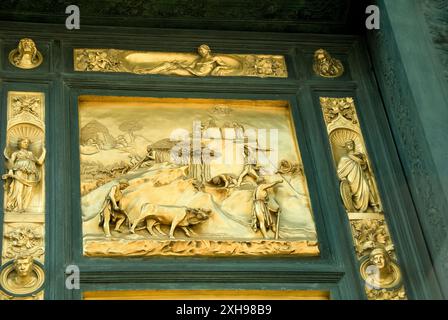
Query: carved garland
0 91 46 300
319 97 406 300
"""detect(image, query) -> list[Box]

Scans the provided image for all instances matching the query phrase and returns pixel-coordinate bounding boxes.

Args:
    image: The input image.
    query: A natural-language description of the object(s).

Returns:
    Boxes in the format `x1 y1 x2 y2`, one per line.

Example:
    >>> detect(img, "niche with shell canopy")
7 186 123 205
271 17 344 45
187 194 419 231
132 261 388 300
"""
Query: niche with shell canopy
328 128 364 166
3 92 46 215
320 97 382 214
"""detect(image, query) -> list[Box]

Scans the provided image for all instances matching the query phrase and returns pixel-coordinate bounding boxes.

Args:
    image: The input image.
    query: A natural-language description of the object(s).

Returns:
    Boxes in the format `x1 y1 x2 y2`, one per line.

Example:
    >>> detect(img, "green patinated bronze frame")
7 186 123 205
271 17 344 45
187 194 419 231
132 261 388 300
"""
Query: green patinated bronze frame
0 21 440 299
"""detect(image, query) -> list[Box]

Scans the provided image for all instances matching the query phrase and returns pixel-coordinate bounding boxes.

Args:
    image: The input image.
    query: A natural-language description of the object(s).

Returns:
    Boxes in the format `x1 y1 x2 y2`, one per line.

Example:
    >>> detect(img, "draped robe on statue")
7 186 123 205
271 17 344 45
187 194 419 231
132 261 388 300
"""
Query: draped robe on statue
337 152 370 212
6 149 40 212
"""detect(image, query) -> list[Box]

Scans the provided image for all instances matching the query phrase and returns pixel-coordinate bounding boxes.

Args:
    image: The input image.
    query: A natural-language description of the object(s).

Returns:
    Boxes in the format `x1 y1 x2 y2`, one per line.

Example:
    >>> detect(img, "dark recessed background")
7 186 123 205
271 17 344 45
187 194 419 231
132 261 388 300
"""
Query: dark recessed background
0 0 366 34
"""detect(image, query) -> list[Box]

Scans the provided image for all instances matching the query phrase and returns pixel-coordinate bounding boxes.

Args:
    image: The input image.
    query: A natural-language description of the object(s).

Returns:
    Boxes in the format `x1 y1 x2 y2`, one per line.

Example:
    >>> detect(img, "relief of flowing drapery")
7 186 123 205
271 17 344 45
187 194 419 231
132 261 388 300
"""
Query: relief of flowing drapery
4 148 43 213
337 154 370 212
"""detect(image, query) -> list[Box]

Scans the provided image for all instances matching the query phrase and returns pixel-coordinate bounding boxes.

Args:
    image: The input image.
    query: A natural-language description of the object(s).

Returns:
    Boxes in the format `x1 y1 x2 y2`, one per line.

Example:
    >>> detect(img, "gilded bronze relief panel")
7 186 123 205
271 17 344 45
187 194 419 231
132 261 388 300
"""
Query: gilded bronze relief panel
79 96 318 257
74 45 287 78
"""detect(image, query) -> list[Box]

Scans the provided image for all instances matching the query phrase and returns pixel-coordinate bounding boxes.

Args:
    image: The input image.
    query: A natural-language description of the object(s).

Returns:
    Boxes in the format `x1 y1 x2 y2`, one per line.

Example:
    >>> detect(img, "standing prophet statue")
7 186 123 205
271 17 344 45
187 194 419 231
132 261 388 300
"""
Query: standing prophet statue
337 140 380 212
3 138 46 213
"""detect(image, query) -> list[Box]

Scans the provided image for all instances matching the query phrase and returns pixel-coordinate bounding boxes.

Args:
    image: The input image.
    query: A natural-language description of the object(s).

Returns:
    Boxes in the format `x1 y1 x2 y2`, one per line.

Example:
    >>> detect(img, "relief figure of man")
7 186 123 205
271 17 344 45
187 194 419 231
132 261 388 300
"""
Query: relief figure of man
134 44 230 77
98 179 130 237
251 179 283 239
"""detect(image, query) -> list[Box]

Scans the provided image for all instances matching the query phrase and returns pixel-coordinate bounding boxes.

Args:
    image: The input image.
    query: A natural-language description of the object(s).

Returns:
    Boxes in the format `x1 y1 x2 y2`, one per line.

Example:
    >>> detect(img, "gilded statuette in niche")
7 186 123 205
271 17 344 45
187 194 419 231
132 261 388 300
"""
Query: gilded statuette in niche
3 139 46 213
9 38 43 70
74 44 287 78
350 219 392 258
337 139 381 213
320 97 382 214
3 93 46 214
313 49 344 78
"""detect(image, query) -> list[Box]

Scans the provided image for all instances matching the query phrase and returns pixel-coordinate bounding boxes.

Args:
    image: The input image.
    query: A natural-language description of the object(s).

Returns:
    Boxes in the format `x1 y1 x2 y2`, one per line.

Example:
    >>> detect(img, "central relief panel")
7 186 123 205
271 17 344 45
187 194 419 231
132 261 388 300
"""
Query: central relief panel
79 96 318 257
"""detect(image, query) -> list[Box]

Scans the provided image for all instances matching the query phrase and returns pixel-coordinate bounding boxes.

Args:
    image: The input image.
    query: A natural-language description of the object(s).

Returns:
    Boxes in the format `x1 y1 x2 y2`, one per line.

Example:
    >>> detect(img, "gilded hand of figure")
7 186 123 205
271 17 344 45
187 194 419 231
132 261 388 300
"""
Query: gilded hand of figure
38 147 46 164
2 169 15 178
4 148 13 164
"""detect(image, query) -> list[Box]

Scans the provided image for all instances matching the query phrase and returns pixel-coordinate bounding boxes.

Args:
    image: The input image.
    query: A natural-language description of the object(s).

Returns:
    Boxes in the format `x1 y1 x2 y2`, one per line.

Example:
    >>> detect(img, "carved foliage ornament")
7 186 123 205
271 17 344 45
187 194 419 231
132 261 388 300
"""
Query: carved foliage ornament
11 96 42 118
351 219 392 258
313 49 344 78
74 44 288 78
9 38 43 70
3 225 44 260
365 286 406 300
321 97 357 125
